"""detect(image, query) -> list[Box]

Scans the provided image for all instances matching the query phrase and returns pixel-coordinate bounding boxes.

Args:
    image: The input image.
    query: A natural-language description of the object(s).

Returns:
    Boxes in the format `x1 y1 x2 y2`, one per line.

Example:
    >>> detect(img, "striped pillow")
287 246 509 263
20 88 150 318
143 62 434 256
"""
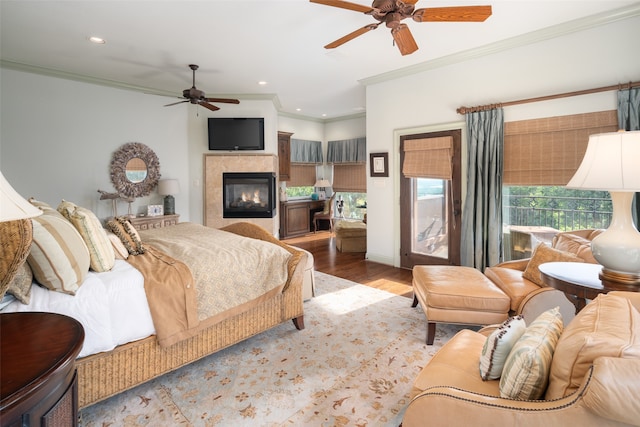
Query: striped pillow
27 212 90 295
58 201 115 272
479 315 527 380
499 307 563 400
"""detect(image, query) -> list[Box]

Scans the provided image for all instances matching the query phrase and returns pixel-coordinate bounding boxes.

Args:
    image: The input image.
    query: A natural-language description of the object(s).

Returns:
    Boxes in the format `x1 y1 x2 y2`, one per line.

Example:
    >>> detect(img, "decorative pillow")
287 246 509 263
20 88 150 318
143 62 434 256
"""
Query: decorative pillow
479 315 527 380
7 262 33 304
57 200 115 272
522 243 584 286
0 219 32 300
552 233 598 264
27 211 90 295
546 294 640 399
106 231 129 260
499 307 563 400
106 217 145 255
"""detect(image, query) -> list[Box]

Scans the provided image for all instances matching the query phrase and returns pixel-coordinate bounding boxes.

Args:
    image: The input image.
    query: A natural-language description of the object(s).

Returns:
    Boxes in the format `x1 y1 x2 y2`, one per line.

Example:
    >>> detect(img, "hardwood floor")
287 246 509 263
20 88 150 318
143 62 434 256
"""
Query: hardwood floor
283 231 414 298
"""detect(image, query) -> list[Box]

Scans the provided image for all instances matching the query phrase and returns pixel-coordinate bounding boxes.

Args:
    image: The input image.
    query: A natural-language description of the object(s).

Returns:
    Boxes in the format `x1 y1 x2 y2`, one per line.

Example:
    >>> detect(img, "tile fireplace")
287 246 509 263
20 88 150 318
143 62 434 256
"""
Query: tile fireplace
222 172 277 218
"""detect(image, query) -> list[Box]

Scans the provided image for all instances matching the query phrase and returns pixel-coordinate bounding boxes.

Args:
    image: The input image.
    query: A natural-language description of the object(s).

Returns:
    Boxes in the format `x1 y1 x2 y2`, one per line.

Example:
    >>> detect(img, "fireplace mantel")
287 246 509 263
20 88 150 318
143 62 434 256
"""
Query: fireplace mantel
204 154 279 234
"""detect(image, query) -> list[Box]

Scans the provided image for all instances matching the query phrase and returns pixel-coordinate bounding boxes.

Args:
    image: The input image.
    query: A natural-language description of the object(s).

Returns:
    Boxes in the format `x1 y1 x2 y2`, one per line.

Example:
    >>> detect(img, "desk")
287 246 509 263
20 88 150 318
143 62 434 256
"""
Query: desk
279 200 325 239
539 262 640 312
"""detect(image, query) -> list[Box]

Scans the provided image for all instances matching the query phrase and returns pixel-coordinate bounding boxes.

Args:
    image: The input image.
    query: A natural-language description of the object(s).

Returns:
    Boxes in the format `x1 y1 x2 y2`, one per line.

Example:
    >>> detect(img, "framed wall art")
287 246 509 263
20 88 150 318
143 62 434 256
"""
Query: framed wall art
370 152 389 177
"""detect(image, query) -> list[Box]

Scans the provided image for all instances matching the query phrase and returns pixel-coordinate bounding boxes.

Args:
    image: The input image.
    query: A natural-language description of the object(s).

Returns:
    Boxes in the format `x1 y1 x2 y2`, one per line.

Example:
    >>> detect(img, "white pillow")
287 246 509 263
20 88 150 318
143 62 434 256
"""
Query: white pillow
479 315 527 380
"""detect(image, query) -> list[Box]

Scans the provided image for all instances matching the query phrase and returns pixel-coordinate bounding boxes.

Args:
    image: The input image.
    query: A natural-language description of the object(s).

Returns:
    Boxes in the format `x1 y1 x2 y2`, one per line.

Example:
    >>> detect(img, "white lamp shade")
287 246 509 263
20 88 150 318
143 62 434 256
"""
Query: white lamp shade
314 179 331 188
158 179 180 196
566 131 640 191
0 171 42 222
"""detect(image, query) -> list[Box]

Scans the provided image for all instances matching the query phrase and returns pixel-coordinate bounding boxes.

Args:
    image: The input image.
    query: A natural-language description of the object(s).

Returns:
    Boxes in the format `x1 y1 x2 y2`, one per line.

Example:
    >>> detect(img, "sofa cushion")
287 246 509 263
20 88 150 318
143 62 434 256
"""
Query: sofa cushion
411 329 501 399
552 232 598 264
546 293 640 399
522 243 584 287
499 307 563 400
479 315 527 380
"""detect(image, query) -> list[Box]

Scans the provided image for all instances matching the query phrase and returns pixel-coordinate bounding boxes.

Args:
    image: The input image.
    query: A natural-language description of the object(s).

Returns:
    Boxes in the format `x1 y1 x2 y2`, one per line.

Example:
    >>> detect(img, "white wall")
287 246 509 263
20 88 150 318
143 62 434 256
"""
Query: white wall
0 68 190 220
365 16 640 266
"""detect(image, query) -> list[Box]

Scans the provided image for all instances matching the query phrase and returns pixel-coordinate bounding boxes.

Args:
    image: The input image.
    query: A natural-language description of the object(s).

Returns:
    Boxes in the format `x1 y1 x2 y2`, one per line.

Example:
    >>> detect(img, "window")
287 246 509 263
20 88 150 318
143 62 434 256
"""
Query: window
334 192 366 220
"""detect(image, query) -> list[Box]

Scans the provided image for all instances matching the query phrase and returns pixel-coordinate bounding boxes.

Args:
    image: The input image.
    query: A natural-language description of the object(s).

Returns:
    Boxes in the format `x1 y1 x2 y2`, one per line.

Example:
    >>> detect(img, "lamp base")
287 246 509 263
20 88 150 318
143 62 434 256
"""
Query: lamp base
163 195 175 215
599 268 640 290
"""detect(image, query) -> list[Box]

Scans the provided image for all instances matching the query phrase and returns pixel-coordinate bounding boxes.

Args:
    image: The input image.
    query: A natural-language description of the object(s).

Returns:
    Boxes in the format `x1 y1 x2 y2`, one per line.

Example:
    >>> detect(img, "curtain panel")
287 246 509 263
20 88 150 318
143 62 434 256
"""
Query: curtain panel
327 137 366 163
503 110 618 186
618 87 640 227
461 108 504 271
291 139 323 164
402 136 453 180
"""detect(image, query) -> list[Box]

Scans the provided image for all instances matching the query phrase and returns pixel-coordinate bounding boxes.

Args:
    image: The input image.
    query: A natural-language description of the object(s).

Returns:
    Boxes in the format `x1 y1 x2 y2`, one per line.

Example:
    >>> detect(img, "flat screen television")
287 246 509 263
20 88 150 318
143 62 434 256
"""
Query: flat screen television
208 117 265 151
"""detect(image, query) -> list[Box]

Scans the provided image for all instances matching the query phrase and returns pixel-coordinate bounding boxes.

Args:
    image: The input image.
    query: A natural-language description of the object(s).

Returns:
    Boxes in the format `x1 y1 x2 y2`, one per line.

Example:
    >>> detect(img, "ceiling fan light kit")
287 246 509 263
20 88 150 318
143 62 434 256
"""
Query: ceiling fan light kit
311 0 492 56
164 64 239 111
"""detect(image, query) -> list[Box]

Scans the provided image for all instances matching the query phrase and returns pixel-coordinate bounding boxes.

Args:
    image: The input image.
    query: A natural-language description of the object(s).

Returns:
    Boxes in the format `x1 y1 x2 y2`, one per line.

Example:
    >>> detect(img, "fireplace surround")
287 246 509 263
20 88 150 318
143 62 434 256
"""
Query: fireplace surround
222 172 276 218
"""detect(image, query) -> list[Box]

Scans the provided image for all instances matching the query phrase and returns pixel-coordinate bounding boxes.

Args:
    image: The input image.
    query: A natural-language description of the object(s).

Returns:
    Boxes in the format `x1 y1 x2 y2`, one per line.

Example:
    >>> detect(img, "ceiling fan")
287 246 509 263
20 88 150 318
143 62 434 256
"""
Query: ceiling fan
164 64 239 111
310 0 492 56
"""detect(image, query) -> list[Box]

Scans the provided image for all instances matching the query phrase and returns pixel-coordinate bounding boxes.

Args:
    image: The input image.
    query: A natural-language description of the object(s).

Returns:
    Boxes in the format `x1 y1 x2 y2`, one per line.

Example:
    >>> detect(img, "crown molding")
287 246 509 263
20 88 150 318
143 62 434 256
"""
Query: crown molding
360 3 640 87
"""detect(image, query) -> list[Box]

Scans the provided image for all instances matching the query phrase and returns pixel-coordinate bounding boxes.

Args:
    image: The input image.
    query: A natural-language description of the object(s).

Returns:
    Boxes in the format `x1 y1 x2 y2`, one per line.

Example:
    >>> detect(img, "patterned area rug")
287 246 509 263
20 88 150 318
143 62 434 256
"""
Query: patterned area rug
78 272 466 427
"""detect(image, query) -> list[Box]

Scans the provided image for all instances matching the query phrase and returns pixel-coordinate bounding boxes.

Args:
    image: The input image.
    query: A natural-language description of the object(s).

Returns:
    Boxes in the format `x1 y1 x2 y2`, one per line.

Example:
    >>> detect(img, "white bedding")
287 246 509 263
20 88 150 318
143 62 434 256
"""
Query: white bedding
1 260 155 358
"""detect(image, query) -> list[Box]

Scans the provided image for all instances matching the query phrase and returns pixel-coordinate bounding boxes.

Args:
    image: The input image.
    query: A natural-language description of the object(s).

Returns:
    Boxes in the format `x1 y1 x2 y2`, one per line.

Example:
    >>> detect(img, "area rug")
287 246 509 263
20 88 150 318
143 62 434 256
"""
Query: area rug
78 272 467 427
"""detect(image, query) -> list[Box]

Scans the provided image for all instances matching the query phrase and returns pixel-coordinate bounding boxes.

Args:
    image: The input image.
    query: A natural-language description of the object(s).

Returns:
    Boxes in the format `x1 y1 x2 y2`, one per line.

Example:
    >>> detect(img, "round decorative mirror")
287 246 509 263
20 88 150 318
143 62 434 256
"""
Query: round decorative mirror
110 142 160 198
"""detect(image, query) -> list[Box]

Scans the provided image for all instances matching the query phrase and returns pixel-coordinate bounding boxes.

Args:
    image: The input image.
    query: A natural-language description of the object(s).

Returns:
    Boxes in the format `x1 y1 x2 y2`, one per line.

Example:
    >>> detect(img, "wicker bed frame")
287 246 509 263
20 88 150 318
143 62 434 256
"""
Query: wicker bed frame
75 222 307 409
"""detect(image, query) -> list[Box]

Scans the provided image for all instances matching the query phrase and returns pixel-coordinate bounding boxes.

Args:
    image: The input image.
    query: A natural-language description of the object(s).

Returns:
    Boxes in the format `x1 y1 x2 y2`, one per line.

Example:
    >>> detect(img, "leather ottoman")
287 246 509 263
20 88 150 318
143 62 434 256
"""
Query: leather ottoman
412 265 510 344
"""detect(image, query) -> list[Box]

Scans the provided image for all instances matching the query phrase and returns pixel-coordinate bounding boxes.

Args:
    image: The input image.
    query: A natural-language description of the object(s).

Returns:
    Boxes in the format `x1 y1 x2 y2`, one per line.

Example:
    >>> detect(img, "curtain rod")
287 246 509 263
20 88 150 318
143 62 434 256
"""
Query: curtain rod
456 80 640 115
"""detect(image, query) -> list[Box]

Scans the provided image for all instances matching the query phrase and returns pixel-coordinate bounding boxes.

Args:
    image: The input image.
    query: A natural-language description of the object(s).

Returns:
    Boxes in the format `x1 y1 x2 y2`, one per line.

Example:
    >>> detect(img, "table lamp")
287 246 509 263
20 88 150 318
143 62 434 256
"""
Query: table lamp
566 130 640 286
158 179 180 215
314 179 331 201
0 171 42 296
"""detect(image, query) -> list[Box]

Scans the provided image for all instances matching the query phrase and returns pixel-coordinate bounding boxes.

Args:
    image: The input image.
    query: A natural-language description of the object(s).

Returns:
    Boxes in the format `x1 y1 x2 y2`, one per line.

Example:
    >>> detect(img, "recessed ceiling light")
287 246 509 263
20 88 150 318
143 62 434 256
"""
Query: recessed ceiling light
296 108 302 112
89 36 106 44
258 81 267 85
322 113 327 117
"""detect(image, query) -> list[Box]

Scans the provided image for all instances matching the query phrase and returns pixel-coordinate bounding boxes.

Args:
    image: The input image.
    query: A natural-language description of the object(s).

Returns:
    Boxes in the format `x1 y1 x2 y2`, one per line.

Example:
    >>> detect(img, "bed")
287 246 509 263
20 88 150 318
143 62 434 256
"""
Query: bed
1 211 307 409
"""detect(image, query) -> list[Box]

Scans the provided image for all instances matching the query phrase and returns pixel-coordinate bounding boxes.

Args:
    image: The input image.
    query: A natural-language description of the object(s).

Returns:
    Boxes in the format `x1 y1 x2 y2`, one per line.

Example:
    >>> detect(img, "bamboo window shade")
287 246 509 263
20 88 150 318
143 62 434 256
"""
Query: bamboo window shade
402 136 453 180
126 157 147 171
288 164 317 187
503 110 618 186
333 164 367 192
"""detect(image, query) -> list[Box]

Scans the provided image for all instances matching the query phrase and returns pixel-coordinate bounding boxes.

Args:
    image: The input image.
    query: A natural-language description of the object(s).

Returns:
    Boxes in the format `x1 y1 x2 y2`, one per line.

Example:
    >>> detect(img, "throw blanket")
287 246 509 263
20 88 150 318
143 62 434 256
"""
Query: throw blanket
136 223 292 347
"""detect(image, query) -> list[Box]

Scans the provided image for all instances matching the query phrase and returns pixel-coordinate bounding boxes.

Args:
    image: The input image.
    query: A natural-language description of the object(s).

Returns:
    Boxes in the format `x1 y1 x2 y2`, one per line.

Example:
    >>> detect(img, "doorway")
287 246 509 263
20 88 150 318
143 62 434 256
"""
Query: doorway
399 129 462 269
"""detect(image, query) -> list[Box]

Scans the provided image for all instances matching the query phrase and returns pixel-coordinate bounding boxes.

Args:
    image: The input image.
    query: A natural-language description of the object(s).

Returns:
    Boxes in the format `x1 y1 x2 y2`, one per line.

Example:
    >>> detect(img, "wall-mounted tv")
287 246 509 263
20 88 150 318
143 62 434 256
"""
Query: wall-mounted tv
208 117 265 151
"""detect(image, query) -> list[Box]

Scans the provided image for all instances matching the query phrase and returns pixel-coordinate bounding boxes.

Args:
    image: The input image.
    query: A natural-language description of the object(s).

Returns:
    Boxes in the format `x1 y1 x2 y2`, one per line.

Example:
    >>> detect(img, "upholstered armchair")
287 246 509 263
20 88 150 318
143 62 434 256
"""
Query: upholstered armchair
403 291 640 427
313 194 336 233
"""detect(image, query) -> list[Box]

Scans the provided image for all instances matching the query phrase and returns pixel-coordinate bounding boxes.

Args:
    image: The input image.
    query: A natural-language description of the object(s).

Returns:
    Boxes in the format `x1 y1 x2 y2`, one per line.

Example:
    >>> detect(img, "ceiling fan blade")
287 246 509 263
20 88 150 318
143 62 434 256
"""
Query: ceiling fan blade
325 23 380 49
413 5 492 22
205 97 240 104
199 102 220 112
164 100 189 107
310 0 372 13
391 24 418 56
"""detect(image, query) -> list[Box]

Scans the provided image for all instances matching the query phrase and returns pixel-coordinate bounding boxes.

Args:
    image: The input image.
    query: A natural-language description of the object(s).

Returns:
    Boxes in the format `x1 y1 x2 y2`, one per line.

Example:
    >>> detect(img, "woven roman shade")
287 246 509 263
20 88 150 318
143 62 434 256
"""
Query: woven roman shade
402 136 453 179
333 164 366 192
289 164 316 187
504 110 618 185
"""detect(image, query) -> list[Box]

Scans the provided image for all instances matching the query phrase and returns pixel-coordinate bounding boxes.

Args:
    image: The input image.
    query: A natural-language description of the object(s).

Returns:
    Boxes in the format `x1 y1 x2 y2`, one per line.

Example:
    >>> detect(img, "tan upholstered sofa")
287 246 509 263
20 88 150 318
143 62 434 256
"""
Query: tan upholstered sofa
403 291 640 427
484 229 603 325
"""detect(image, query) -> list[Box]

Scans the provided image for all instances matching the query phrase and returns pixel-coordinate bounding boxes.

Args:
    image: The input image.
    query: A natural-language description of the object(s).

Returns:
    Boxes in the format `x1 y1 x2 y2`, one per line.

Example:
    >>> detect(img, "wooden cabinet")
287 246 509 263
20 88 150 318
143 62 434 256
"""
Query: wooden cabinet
1 312 84 427
128 214 179 231
278 131 293 182
280 200 324 239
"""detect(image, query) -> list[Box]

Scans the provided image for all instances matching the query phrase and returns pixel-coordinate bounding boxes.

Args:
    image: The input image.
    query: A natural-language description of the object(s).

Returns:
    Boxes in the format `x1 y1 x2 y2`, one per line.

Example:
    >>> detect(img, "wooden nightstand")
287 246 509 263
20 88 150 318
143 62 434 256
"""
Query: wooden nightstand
1 312 84 427
128 213 179 231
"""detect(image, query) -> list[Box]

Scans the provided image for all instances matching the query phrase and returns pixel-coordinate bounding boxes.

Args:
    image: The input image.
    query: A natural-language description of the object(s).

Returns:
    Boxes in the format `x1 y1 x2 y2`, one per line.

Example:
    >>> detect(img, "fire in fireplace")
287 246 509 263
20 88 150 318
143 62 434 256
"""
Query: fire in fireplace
222 172 276 218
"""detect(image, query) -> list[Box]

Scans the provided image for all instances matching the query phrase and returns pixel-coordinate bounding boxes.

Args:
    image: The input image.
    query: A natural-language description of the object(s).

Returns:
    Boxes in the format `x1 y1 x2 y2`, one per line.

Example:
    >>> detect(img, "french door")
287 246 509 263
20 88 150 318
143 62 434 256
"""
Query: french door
400 129 462 269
